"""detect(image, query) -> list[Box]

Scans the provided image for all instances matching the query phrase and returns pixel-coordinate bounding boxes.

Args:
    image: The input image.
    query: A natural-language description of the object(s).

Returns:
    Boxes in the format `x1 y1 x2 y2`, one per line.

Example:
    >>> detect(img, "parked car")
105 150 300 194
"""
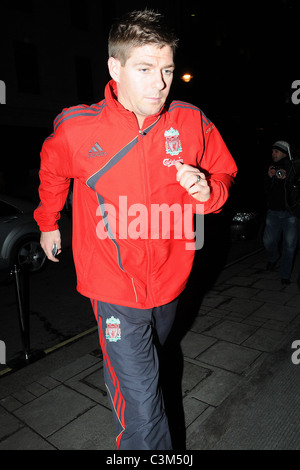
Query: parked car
0 194 72 280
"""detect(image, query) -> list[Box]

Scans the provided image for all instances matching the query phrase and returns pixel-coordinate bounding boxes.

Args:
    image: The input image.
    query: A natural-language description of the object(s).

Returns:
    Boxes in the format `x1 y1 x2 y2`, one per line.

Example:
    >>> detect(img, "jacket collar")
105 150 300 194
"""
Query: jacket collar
104 79 166 130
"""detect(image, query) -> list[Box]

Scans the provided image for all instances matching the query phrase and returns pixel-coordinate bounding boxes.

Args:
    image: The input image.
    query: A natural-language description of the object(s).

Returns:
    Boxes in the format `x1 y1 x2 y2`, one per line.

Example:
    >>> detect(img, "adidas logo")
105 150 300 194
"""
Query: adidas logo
87 142 107 157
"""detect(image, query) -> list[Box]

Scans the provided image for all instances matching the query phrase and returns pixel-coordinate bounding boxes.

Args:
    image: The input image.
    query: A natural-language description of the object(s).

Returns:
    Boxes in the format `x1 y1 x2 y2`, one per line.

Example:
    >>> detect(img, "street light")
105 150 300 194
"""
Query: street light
181 73 193 83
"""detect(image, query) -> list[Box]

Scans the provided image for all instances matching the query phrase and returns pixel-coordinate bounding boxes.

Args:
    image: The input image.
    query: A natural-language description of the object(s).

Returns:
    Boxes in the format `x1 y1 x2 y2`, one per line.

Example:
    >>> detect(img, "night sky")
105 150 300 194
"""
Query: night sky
1 0 300 207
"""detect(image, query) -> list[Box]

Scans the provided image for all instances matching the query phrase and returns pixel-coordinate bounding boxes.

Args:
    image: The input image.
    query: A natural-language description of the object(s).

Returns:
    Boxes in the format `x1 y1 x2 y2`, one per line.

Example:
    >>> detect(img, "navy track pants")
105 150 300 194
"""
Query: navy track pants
91 298 178 450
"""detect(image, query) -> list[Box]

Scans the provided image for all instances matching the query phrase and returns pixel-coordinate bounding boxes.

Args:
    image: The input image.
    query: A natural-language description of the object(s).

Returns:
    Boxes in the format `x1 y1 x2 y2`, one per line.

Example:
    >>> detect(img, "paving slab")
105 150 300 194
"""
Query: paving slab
180 331 217 359
200 293 231 308
14 385 96 438
0 395 22 412
254 290 295 305
65 364 110 407
183 396 209 427
0 427 56 450
189 369 242 406
201 307 230 318
204 320 258 344
286 294 300 308
189 314 220 333
224 275 258 287
49 354 100 382
0 406 23 440
222 286 260 299
48 405 116 450
11 389 36 405
263 318 293 332
181 360 210 395
254 304 299 322
213 354 300 450
196 341 261 374
221 298 264 315
25 381 48 398
243 327 290 352
252 278 286 290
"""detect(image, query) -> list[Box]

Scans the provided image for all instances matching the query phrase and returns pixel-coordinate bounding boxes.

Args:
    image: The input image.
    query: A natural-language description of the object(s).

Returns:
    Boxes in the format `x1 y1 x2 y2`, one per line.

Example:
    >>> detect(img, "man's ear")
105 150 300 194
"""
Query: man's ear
108 57 121 82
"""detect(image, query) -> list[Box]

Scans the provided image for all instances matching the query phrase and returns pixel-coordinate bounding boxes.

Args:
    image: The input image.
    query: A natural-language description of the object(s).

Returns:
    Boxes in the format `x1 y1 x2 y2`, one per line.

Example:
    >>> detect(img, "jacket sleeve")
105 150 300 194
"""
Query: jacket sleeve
193 118 238 214
34 113 73 232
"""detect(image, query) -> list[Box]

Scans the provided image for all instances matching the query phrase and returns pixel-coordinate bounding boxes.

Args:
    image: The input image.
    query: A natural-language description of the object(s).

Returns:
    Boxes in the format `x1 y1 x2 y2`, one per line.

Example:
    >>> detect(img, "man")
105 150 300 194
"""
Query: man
263 140 298 285
34 10 237 450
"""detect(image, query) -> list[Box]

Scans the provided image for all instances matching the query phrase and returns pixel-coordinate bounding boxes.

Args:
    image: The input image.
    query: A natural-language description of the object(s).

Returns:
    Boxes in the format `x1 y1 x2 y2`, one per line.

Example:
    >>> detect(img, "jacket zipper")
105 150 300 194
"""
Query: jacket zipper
138 130 155 306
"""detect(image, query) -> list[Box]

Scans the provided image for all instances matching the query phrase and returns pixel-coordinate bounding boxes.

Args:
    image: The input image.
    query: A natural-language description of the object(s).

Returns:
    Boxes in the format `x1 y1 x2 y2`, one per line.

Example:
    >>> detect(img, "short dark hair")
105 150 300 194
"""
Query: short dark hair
108 9 179 65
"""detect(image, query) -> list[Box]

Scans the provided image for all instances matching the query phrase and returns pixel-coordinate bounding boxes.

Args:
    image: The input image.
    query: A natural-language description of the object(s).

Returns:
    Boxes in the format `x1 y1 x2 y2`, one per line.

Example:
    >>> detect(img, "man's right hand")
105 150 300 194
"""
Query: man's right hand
40 229 62 262
268 166 276 178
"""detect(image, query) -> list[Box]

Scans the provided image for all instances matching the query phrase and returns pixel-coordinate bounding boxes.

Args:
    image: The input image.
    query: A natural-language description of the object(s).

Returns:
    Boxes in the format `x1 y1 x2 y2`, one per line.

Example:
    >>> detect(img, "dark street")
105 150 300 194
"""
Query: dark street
0 228 263 369
0 0 300 455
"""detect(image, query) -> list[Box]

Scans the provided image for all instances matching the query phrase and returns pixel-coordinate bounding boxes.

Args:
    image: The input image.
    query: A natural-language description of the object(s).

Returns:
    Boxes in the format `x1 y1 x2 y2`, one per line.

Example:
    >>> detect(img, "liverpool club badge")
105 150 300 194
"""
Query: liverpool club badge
106 316 121 342
164 127 182 156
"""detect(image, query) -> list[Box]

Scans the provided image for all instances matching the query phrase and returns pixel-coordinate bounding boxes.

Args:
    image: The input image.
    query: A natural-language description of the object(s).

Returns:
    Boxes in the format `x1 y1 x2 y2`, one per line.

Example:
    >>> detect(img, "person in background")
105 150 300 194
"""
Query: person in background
263 140 298 285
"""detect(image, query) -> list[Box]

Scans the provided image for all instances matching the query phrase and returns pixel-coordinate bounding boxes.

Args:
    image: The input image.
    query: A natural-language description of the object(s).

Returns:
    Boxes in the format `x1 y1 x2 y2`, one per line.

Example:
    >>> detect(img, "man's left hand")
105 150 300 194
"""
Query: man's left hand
175 161 211 202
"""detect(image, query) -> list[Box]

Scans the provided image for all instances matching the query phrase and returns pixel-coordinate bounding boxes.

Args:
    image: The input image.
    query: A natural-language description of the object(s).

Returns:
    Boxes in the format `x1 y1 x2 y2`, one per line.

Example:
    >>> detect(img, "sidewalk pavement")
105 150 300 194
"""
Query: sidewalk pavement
0 247 300 451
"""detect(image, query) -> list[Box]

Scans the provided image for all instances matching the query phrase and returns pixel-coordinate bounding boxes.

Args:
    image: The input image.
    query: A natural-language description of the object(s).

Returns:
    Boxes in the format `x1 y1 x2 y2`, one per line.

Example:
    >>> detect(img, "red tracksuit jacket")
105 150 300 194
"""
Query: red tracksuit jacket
34 80 237 308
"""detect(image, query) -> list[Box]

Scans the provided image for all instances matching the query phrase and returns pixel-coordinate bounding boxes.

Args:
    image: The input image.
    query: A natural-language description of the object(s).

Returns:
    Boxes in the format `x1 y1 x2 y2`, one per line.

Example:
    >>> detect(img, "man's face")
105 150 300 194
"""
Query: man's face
272 149 287 163
108 44 174 127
